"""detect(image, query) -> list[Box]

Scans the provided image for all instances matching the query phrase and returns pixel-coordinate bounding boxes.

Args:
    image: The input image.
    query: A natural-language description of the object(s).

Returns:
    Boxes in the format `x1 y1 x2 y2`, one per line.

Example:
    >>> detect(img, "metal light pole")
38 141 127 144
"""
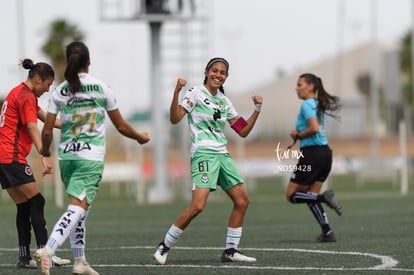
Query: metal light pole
370 0 380 157
411 0 414 134
147 20 171 203
335 0 345 97
99 0 205 203
16 0 25 60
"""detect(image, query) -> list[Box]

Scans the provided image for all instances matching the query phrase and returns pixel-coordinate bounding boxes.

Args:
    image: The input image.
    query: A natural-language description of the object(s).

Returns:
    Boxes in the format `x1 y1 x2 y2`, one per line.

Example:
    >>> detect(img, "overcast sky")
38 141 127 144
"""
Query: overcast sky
0 0 411 117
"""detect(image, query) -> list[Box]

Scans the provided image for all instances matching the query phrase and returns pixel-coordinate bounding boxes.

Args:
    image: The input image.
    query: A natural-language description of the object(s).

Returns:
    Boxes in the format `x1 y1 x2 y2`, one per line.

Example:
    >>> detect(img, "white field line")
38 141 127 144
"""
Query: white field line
0 246 411 272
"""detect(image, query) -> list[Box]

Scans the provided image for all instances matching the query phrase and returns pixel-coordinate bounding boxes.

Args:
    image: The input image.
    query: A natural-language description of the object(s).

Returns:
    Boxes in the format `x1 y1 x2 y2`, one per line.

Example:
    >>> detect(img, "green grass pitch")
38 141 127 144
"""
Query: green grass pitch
0 175 413 274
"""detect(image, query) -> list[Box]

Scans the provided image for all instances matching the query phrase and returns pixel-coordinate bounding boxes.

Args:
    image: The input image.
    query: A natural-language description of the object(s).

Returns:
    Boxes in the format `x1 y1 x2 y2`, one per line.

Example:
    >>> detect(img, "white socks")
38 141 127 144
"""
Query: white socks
164 224 184 248
225 227 242 249
70 207 90 259
163 225 243 251
46 205 86 253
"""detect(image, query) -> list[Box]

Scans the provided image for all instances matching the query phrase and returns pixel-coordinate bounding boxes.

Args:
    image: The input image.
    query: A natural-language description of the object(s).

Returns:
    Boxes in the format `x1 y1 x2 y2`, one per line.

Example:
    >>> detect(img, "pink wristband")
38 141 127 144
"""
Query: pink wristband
231 116 248 133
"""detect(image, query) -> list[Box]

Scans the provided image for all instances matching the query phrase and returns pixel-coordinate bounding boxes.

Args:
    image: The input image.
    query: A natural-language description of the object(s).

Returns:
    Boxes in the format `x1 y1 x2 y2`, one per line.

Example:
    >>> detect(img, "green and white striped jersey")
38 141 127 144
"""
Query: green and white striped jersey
180 85 238 157
47 73 118 161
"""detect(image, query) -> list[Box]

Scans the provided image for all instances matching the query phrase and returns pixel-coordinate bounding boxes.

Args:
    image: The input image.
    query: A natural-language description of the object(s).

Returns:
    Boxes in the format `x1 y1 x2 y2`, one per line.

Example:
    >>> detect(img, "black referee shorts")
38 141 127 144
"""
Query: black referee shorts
289 145 332 186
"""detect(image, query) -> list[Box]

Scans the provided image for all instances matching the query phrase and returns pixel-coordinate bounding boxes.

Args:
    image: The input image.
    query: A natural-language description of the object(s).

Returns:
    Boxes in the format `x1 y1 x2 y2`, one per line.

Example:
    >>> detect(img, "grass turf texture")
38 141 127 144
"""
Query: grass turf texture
0 175 413 274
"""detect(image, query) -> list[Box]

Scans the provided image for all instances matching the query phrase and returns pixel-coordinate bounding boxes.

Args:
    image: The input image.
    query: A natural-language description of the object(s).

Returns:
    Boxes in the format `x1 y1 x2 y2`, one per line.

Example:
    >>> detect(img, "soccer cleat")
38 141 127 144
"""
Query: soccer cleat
33 247 52 275
317 231 337 242
72 259 99 275
16 258 37 269
322 190 343 216
221 248 257 263
51 255 71 267
153 242 170 265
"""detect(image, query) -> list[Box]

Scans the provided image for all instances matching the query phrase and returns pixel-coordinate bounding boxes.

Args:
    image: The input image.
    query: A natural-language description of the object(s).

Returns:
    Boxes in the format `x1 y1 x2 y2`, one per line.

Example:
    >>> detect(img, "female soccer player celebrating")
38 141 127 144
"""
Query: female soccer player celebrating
154 57 262 264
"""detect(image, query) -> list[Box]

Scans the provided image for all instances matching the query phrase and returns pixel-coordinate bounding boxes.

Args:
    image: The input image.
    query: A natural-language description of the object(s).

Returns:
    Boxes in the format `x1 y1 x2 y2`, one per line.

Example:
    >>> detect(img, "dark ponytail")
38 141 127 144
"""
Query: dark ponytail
299 73 341 120
203 57 229 94
64 41 90 93
20 58 54 81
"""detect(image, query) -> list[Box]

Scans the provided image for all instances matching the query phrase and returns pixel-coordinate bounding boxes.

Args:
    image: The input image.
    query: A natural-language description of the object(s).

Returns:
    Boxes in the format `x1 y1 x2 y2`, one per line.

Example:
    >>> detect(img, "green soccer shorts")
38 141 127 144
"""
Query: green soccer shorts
59 159 104 204
191 151 244 191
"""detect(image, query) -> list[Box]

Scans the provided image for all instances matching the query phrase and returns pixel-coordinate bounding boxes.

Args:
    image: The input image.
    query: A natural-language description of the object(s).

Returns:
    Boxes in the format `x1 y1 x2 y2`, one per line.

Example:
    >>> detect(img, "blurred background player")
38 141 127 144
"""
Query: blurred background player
154 57 263 264
287 73 343 242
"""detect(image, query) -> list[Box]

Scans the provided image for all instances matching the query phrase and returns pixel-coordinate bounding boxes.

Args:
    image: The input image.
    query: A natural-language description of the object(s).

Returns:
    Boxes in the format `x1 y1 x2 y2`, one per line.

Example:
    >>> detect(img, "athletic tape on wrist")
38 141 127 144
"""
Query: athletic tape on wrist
255 103 262 112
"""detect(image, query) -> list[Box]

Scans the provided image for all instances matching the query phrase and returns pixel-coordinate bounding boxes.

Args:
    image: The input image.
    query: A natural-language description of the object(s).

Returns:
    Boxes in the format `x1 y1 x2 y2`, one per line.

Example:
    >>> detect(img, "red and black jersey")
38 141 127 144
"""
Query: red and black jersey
0 82 40 164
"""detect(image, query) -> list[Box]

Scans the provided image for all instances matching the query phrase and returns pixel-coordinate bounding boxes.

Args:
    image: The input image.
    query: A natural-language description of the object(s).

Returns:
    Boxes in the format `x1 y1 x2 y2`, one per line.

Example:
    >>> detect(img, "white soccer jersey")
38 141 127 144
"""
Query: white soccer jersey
47 73 118 161
180 85 238 157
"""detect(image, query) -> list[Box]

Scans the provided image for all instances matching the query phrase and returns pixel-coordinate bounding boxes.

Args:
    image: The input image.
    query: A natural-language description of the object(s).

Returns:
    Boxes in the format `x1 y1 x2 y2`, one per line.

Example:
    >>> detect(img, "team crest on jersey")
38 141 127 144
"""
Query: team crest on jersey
25 165 33 176
184 96 193 108
217 100 225 112
201 173 209 184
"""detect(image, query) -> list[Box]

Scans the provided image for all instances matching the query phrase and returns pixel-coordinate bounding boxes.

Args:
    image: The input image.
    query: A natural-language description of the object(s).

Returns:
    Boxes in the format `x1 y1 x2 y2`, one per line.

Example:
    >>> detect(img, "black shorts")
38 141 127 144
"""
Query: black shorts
289 145 332 186
0 162 36 190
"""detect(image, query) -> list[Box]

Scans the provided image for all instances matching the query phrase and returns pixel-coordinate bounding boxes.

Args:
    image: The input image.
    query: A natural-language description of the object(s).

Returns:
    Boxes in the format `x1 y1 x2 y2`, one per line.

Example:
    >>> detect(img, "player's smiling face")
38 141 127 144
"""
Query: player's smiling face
204 62 228 95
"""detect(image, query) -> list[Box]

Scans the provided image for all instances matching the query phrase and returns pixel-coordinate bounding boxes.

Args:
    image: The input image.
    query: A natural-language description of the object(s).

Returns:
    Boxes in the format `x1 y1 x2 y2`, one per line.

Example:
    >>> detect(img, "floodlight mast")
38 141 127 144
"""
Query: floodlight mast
99 0 199 203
